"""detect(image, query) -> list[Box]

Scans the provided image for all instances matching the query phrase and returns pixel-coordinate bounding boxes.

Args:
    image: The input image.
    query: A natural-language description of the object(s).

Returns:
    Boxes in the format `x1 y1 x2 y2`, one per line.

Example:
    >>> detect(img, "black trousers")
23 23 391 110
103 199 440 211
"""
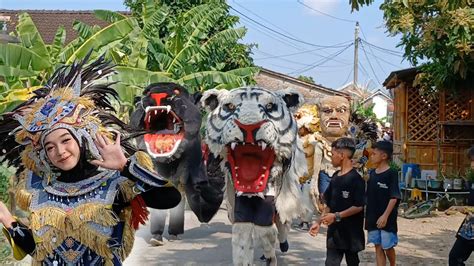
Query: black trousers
150 194 185 235
449 237 474 266
325 248 360 266
234 195 275 226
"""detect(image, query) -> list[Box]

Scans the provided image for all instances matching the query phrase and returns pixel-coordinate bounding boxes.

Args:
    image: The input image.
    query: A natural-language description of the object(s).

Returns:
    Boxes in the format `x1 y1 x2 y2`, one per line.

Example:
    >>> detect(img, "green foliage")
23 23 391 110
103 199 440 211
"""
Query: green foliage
389 160 401 173
350 0 375 11
1 1 257 117
296 75 315 84
353 101 380 122
465 167 474 182
350 0 474 94
0 164 13 202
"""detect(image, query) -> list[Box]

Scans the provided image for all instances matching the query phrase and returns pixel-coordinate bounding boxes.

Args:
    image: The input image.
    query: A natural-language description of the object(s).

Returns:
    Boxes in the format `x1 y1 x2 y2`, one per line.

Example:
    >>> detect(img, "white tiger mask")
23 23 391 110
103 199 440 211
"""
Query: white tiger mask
201 87 307 222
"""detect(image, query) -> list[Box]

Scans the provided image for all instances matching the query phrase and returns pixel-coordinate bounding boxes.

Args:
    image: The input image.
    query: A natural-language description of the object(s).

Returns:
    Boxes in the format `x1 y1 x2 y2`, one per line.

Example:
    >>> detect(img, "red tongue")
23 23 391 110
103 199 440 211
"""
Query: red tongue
144 133 183 154
238 154 262 182
228 145 275 193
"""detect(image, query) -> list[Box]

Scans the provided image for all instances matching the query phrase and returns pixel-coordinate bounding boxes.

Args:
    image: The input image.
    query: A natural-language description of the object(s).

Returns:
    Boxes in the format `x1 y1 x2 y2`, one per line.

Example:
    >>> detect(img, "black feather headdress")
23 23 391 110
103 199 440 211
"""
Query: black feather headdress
0 53 135 176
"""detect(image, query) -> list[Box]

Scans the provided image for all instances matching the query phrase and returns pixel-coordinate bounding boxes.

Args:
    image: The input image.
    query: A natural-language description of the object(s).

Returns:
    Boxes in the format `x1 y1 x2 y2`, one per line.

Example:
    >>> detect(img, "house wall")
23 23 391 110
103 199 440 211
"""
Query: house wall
391 82 474 176
372 95 388 120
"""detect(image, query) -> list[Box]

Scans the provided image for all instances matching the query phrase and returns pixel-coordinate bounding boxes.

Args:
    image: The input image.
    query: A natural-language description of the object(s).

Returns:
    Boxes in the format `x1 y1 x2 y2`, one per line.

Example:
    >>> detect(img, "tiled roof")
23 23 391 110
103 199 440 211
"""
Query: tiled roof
258 68 348 97
0 9 130 44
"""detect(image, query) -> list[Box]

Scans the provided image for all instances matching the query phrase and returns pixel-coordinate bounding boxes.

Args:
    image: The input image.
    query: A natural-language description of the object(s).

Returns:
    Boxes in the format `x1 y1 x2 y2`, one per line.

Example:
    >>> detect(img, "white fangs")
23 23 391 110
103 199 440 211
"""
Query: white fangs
260 141 267 151
231 142 237 150
166 105 171 113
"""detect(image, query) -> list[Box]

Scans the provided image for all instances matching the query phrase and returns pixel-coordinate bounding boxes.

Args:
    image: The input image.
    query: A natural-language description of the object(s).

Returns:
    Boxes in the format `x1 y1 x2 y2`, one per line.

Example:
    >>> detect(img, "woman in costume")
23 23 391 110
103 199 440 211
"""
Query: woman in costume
0 56 180 265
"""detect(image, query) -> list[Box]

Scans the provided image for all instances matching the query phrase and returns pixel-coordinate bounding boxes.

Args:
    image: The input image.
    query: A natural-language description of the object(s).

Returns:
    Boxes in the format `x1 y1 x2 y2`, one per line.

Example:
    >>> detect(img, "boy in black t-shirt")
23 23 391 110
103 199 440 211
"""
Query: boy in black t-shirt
309 137 366 266
366 141 400 266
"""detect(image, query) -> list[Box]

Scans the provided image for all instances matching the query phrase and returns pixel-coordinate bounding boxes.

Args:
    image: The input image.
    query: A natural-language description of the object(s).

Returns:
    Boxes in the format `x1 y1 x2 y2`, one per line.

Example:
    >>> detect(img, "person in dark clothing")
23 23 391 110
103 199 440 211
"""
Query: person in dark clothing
309 137 366 266
449 146 474 266
366 141 400 266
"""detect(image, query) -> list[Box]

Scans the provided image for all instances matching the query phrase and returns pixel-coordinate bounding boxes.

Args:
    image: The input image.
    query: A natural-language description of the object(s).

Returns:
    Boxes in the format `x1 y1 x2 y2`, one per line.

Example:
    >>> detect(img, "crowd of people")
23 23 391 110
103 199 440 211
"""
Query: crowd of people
0 57 473 266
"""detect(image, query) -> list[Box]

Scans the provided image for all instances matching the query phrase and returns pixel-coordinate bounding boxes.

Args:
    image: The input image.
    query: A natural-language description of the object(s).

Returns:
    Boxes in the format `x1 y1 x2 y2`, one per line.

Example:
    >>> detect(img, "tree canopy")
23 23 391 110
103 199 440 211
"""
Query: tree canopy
350 0 474 94
296 75 315 84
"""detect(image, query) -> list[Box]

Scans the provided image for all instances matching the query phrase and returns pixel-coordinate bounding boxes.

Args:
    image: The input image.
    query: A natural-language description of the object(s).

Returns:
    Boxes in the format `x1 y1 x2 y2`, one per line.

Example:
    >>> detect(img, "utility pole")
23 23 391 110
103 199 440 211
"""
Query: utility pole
353 21 359 88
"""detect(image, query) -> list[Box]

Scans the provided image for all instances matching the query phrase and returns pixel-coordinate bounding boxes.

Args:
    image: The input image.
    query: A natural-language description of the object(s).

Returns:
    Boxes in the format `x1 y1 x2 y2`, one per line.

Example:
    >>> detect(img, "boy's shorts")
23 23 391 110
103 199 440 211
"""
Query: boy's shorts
368 230 398 249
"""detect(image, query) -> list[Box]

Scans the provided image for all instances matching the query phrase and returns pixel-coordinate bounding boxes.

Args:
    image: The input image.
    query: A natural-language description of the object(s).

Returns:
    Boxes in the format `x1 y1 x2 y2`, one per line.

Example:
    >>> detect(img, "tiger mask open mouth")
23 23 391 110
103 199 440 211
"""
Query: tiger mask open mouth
201 87 304 195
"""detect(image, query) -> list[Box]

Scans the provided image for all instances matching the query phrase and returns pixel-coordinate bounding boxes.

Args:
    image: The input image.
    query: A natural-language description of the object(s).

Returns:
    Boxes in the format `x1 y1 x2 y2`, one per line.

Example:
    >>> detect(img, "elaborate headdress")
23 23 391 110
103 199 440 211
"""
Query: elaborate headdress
0 54 133 180
294 104 320 133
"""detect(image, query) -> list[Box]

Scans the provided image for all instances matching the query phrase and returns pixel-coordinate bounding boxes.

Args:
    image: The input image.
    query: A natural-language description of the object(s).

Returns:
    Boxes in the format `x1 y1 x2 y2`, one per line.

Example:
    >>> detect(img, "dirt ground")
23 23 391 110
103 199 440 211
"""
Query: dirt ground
1 209 473 265
360 211 472 265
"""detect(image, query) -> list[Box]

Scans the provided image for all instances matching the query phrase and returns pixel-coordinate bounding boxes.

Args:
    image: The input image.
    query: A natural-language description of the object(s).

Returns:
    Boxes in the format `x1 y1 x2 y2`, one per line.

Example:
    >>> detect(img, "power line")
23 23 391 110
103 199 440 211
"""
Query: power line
358 60 370 80
240 16 352 66
361 39 404 56
254 42 352 60
361 45 406 68
340 68 354 87
359 28 386 75
360 40 381 84
232 0 300 39
233 6 352 65
230 6 352 48
288 43 353 75
296 0 357 24
239 16 308 51
258 62 301 71
254 49 315 67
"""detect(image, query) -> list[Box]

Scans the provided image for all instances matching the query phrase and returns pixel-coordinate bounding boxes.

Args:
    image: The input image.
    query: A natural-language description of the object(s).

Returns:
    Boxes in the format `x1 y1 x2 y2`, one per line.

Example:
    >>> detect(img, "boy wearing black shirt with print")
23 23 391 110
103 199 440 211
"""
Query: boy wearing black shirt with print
309 137 366 266
366 141 400 266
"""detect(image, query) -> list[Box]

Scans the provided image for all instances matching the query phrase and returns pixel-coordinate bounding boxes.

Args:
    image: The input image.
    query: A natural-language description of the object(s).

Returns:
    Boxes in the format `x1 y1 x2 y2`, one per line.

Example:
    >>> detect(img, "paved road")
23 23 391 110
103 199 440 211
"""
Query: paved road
124 208 327 265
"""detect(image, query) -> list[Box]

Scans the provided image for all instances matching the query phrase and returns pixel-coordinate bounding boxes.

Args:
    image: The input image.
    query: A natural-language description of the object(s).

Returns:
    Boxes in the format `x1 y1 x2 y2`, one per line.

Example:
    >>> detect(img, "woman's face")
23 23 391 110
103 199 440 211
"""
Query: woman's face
44 128 81 171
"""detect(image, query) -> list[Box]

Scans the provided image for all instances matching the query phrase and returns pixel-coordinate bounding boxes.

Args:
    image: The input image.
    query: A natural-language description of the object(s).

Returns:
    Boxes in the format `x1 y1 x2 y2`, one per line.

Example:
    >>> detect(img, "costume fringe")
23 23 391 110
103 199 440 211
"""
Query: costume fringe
68 203 118 229
14 176 32 211
30 203 118 231
118 180 136 203
30 208 67 232
32 227 64 261
135 151 155 172
118 207 135 260
30 203 119 262
73 224 113 259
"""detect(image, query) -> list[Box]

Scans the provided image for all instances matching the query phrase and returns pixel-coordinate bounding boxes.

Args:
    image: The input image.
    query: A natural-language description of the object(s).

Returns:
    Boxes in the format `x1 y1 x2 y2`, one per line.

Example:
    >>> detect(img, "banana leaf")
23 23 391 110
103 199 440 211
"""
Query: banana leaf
66 17 139 64
0 43 50 72
110 66 175 89
93 10 127 23
16 13 50 61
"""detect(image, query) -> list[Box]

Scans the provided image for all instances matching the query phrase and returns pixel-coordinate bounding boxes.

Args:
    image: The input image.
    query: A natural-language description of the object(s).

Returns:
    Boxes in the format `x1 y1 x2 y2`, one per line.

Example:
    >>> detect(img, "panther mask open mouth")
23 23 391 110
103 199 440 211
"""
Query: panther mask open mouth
143 105 184 158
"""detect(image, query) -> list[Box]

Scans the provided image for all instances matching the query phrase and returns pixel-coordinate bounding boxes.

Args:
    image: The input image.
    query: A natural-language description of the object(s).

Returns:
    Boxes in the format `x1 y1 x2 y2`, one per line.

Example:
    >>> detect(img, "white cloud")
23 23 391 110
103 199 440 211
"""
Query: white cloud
302 0 341 15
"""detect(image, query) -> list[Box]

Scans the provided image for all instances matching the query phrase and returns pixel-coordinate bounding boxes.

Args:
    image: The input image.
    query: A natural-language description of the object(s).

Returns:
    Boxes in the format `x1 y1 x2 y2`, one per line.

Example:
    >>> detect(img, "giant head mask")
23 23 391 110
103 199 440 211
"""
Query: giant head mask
318 96 350 139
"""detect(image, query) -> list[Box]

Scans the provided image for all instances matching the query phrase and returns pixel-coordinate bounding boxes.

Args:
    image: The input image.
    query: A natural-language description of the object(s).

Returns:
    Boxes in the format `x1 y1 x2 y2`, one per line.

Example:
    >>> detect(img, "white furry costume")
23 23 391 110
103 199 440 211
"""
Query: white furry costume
201 87 307 265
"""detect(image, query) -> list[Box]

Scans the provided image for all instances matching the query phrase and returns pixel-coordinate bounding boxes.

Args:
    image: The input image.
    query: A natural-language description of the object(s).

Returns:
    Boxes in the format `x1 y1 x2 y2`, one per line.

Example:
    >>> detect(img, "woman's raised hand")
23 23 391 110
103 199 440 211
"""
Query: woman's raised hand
0 201 15 228
91 132 128 171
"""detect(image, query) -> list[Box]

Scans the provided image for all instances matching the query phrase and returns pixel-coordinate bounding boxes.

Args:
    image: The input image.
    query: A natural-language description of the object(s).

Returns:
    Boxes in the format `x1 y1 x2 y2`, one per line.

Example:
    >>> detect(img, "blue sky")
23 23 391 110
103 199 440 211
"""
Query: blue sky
1 0 412 89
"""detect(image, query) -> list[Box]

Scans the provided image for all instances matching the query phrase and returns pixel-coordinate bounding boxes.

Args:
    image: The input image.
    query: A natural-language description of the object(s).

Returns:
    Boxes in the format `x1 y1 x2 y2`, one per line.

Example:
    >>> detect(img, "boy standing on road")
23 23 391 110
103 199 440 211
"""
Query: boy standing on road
366 141 400 266
309 137 366 266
